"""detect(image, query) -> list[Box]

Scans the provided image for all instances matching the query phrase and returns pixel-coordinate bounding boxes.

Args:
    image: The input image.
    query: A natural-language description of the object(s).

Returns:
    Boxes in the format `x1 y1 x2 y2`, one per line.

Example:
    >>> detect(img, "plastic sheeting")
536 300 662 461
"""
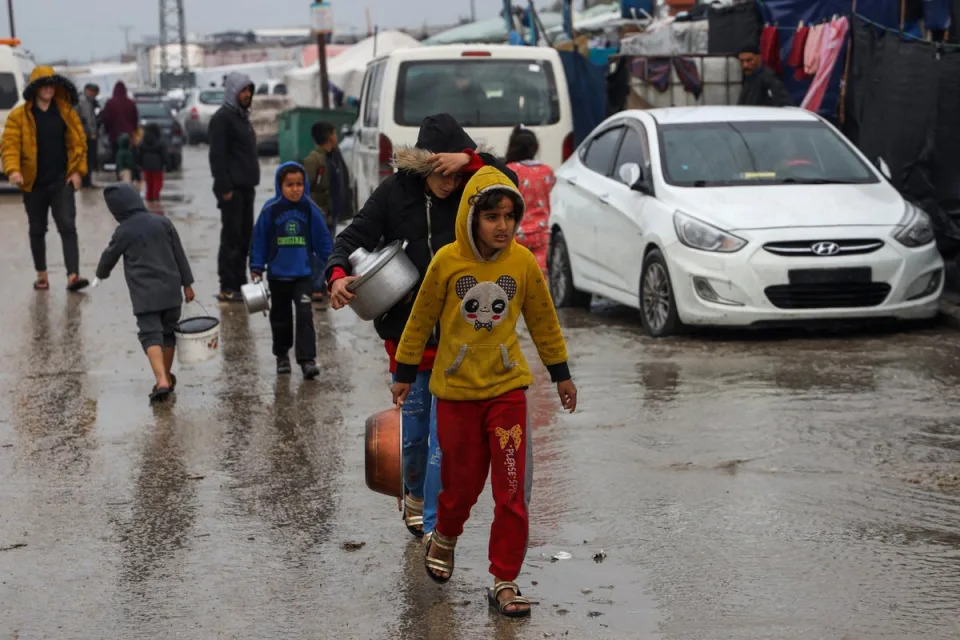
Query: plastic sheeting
559 51 607 145
846 18 960 255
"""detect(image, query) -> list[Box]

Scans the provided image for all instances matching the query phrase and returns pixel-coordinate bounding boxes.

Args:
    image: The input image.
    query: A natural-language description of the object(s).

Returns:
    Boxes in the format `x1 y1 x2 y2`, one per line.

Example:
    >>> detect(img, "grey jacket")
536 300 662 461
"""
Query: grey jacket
96 184 194 315
76 95 98 139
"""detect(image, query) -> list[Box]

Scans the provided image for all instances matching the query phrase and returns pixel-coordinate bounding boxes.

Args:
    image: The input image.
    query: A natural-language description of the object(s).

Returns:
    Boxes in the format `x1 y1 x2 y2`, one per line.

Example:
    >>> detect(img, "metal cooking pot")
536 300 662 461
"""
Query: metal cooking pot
364 407 403 498
346 240 419 321
241 279 270 315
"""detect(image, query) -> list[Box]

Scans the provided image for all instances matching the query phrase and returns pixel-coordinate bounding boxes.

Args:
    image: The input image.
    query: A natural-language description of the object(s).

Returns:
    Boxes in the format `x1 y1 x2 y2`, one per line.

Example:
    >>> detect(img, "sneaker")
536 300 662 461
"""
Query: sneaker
277 356 292 375
301 361 320 380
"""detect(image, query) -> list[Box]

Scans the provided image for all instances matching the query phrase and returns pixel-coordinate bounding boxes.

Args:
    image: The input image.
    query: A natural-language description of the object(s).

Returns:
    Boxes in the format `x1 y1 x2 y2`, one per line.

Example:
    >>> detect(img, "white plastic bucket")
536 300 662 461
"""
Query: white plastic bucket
175 302 220 365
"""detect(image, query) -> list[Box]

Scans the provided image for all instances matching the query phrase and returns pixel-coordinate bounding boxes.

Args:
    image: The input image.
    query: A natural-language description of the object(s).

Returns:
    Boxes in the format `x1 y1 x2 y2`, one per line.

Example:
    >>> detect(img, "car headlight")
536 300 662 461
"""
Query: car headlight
894 203 935 247
673 211 747 253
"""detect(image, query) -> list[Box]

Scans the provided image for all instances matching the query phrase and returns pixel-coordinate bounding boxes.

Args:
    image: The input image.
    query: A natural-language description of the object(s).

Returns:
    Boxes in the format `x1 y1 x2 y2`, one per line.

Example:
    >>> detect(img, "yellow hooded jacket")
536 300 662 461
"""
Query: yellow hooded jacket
395 166 570 401
1 66 87 192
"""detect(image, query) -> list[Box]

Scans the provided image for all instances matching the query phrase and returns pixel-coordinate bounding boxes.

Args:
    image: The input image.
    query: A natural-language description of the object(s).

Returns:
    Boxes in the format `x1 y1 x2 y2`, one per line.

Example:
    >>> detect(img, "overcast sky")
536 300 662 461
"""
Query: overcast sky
12 0 560 63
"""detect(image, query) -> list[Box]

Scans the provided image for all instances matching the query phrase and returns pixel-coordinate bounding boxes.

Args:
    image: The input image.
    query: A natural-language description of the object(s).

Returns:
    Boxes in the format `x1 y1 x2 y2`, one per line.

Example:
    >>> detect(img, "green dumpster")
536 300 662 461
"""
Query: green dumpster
278 106 358 164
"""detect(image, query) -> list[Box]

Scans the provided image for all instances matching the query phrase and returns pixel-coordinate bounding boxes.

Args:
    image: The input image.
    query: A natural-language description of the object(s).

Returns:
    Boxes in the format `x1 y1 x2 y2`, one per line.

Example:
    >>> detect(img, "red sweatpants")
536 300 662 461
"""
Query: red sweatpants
436 388 528 582
143 170 164 201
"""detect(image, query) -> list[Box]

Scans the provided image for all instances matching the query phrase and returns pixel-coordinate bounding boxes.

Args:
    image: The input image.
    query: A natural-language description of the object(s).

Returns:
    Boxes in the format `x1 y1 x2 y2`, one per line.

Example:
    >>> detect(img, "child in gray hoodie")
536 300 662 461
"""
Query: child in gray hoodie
96 183 196 403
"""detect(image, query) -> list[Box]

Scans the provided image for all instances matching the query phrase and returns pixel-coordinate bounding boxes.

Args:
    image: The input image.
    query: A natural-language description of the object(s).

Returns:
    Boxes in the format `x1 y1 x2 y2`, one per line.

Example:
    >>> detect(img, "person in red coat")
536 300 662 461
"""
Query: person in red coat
99 81 139 163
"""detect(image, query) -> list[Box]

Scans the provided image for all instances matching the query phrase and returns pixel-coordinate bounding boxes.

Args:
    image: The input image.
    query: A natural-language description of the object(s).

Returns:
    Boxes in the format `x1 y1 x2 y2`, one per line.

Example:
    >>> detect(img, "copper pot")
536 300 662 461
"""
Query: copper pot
364 407 403 498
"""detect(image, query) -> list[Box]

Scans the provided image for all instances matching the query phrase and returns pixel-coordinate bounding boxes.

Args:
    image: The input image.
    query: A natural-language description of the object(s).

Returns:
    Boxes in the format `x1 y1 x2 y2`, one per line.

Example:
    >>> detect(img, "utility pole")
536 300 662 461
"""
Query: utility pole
312 1 332 109
6 0 14 39
119 25 134 53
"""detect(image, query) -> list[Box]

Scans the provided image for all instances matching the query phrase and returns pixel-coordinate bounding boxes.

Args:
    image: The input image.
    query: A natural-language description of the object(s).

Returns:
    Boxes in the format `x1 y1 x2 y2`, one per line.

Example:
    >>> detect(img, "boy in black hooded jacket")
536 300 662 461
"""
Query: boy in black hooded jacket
96 183 196 403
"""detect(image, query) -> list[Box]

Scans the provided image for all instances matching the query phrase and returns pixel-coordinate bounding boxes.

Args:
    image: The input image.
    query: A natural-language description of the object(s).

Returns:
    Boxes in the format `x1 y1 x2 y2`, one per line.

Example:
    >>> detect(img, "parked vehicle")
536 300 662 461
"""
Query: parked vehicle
548 106 944 336
352 44 574 212
250 94 294 156
0 39 36 188
134 98 183 171
255 79 288 96
177 87 224 144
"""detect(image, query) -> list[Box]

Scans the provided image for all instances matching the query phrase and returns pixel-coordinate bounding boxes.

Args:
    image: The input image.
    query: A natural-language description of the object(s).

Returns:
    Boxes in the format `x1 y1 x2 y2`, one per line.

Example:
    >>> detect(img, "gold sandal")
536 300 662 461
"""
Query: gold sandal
424 531 456 584
403 495 425 539
488 580 531 618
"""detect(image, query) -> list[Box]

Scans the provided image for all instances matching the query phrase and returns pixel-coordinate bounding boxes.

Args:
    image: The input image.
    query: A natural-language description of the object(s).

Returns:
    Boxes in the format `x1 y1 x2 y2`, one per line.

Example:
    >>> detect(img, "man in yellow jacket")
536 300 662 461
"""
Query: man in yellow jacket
1 66 90 291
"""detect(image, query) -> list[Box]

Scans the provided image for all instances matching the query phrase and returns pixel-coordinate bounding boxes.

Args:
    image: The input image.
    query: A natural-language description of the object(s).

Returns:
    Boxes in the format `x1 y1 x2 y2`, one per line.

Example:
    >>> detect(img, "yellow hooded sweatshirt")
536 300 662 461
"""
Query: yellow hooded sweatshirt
1 66 88 192
395 166 570 401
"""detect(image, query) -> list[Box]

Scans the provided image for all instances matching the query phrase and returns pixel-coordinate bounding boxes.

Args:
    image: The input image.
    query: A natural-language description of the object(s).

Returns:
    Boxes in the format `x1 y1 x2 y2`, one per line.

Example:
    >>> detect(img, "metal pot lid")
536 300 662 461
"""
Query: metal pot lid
347 240 405 292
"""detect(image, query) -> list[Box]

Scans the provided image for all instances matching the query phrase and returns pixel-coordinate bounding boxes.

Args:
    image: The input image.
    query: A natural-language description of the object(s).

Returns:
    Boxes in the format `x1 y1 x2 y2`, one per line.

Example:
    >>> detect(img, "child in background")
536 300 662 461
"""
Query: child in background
391 166 577 618
96 183 195 403
505 125 555 274
250 162 333 380
139 123 169 203
114 133 138 185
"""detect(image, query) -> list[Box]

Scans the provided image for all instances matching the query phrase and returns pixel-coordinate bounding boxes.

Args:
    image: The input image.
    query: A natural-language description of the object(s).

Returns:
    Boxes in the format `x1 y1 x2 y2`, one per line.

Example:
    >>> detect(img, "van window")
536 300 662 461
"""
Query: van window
363 62 386 128
0 73 18 109
256 84 269 95
274 83 287 95
199 90 224 105
395 59 560 128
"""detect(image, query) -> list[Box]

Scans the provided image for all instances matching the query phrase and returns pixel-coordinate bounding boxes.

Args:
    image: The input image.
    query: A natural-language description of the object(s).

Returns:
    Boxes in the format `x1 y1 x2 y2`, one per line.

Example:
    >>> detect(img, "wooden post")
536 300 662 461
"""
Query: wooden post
318 30 330 109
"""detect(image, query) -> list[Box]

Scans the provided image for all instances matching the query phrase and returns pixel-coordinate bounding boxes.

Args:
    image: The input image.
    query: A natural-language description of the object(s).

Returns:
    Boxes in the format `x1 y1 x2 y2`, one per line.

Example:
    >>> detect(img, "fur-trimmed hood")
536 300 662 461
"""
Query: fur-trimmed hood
392 144 496 175
23 66 79 106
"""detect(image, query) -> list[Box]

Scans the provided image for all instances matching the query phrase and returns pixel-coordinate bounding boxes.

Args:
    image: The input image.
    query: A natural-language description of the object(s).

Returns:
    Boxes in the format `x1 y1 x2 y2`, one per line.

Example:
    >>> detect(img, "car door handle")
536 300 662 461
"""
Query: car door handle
560 175 577 186
598 194 612 205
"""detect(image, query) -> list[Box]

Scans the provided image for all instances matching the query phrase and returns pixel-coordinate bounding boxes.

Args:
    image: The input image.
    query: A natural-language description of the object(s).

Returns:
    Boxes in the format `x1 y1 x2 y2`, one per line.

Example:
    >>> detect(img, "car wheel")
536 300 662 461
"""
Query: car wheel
549 230 591 308
639 249 682 337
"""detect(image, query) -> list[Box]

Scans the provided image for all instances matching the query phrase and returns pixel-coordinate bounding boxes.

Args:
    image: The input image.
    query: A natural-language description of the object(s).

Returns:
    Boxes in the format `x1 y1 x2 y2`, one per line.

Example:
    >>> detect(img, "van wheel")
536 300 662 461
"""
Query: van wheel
549 230 591 308
639 249 682 337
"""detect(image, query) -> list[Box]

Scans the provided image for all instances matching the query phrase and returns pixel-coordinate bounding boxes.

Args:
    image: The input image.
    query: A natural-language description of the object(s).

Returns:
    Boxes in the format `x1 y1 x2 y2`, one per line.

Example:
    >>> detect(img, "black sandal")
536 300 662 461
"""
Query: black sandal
403 495 425 539
424 531 456 584
215 291 243 303
33 279 49 290
66 276 90 292
488 581 532 618
149 386 172 404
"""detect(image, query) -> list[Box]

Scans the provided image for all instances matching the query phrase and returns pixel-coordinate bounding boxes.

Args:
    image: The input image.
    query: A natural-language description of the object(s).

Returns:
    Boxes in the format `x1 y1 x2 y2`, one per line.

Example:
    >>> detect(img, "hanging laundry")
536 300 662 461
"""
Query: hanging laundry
801 17 850 113
803 23 826 77
760 25 783 75
672 58 703 98
787 25 810 80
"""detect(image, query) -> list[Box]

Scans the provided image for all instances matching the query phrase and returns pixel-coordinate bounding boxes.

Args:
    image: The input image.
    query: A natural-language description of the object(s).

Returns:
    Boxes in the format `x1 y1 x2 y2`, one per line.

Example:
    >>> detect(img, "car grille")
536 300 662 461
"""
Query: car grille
763 239 884 256
765 283 892 309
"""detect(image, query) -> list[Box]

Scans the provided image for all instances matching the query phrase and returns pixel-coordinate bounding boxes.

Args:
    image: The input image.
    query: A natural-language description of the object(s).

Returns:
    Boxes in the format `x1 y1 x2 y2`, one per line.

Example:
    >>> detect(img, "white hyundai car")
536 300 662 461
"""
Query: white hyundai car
548 106 944 336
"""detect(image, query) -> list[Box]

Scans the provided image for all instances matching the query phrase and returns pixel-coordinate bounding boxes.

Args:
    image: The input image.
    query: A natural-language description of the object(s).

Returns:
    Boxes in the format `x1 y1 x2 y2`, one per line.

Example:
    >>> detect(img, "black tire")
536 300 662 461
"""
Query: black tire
548 230 592 308
639 249 682 337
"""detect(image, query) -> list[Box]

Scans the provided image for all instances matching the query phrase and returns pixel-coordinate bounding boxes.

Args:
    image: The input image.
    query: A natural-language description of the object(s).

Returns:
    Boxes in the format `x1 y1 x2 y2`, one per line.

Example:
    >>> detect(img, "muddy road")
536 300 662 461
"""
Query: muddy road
1 149 959 639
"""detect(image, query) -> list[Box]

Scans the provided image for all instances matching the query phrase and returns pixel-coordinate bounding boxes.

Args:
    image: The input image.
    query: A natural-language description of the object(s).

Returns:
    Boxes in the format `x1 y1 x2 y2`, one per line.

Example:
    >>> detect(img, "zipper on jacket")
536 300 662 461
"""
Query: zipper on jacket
425 194 434 258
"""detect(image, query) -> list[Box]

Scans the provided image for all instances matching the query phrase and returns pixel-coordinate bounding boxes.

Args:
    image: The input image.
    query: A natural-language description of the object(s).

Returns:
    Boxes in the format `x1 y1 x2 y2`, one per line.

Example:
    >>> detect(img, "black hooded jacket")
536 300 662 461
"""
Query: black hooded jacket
96 184 194 315
208 72 260 197
138 126 170 172
325 114 518 343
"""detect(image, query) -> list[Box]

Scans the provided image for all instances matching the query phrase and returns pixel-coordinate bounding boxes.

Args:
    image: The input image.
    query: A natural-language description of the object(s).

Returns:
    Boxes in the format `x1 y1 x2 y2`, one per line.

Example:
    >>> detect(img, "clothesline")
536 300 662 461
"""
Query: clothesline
851 12 960 50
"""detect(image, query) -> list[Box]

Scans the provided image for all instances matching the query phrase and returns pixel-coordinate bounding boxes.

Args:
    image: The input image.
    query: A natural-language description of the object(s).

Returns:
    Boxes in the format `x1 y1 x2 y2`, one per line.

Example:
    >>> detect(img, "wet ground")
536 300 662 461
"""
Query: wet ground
1 148 960 639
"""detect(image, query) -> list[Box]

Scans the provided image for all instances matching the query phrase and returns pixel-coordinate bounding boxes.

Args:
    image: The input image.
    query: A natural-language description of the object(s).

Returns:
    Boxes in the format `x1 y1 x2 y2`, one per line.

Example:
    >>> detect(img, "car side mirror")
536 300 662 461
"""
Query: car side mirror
618 162 651 194
341 124 354 137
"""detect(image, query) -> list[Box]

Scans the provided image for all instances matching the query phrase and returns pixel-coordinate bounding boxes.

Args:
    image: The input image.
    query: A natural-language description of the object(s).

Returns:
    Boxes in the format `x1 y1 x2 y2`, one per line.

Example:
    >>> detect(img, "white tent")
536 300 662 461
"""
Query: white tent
285 30 420 107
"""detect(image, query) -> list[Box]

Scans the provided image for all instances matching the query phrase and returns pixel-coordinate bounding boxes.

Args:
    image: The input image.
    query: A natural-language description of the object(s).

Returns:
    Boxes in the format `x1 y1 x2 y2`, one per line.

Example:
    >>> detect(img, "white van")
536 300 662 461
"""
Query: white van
0 40 36 184
352 45 574 209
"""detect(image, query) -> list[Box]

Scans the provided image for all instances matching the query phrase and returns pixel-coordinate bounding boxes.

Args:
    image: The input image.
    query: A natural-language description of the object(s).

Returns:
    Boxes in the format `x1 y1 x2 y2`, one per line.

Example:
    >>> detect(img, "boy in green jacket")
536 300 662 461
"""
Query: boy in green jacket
303 121 349 301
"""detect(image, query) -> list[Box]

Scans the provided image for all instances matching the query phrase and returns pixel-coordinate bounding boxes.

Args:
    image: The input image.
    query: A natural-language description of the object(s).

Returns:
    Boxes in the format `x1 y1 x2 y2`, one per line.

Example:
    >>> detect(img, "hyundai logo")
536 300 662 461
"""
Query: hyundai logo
811 241 841 256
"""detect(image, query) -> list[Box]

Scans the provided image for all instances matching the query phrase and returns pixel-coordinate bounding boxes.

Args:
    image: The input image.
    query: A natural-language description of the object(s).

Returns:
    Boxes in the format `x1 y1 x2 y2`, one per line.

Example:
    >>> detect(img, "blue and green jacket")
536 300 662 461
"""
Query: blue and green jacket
250 161 333 280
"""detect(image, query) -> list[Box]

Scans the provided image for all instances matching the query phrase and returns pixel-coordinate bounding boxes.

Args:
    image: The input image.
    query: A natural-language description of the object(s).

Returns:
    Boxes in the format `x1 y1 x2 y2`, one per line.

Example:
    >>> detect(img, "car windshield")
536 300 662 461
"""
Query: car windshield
137 101 171 118
199 90 224 105
395 59 560 127
658 121 879 187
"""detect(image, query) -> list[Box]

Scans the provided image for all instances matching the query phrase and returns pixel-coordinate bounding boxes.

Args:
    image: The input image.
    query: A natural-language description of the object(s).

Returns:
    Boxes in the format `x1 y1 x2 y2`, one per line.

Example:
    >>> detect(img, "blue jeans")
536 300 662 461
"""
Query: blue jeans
394 370 442 533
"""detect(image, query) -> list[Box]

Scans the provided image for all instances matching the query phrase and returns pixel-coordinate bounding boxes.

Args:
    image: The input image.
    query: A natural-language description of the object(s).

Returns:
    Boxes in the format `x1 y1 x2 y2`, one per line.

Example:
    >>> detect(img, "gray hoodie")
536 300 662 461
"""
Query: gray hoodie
223 72 254 118
96 184 194 315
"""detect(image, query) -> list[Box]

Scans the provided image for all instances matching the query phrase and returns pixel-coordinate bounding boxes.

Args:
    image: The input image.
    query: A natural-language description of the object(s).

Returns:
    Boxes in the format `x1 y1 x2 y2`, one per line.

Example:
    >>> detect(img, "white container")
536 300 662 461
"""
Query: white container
175 303 220 365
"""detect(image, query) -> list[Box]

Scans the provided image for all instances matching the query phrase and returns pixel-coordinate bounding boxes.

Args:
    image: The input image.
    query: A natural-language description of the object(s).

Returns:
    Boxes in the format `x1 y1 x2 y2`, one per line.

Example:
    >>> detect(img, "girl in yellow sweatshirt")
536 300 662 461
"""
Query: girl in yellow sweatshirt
391 166 577 618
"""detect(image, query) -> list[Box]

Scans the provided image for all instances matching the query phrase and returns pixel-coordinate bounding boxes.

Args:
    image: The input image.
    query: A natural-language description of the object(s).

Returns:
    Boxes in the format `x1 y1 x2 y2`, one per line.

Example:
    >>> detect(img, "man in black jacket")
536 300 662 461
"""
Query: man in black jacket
208 72 259 302
737 46 792 107
326 113 517 541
